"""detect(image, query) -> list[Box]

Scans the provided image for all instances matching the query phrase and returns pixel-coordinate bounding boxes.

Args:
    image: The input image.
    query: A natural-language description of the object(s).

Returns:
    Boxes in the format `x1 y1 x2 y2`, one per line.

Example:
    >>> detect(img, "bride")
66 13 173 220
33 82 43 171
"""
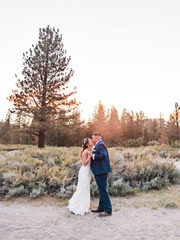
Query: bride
67 138 93 215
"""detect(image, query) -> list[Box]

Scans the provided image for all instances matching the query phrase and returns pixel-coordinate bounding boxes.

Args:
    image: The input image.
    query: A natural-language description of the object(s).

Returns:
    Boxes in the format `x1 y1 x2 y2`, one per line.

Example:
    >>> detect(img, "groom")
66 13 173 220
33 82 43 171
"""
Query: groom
90 132 112 217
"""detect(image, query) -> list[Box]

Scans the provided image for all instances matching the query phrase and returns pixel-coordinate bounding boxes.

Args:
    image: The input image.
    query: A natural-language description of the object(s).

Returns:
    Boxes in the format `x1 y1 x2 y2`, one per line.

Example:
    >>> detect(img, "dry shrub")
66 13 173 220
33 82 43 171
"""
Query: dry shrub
0 145 179 199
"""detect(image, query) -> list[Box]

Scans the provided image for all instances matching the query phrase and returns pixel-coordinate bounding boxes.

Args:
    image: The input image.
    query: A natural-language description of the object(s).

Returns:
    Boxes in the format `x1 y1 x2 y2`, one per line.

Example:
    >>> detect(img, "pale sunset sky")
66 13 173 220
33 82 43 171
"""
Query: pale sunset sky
0 0 180 121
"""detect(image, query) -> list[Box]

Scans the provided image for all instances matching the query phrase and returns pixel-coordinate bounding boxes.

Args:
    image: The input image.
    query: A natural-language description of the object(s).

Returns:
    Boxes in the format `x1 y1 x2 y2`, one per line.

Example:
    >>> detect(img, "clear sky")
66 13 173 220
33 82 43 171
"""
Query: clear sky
0 0 180 121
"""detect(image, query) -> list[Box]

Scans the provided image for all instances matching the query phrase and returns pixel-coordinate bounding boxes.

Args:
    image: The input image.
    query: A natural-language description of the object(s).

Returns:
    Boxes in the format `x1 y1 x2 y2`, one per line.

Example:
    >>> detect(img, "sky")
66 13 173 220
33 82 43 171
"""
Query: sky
0 0 180 121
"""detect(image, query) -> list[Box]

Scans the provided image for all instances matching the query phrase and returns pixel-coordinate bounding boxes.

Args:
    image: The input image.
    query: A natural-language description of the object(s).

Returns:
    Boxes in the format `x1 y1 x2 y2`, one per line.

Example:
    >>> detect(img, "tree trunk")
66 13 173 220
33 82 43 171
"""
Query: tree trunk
38 130 45 148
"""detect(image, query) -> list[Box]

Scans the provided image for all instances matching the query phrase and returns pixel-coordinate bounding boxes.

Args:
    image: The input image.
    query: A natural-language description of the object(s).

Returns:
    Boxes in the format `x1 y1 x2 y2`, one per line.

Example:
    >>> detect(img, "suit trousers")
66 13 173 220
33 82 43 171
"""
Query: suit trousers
94 173 112 213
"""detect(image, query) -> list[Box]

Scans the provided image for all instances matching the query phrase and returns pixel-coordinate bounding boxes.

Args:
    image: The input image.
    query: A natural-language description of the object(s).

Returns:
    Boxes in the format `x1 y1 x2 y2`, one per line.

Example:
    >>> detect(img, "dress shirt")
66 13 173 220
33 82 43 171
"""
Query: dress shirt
93 140 101 160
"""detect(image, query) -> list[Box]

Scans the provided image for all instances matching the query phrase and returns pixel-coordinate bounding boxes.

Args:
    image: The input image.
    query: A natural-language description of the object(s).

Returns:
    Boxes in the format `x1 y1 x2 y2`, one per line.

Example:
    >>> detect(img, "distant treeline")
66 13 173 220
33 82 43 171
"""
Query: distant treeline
0 101 180 148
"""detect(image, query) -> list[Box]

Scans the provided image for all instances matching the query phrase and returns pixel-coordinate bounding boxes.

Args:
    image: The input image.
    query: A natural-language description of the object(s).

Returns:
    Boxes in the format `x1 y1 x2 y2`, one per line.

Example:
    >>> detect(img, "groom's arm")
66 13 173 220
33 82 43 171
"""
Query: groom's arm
94 144 107 161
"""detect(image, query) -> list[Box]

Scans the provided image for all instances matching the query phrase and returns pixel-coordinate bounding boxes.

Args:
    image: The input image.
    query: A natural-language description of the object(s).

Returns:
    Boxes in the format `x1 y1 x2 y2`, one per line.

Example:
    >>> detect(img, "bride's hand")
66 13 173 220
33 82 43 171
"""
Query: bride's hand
88 151 93 158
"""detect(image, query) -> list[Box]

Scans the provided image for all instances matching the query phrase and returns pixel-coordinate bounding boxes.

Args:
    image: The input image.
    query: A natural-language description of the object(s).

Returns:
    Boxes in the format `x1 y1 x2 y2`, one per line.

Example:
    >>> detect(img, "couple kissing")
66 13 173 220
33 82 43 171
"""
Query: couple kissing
67 132 112 217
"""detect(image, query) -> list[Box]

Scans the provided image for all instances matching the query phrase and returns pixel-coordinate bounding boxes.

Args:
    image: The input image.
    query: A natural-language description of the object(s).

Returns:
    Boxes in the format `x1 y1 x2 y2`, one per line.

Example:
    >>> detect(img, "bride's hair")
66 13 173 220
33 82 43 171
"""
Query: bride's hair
81 138 89 155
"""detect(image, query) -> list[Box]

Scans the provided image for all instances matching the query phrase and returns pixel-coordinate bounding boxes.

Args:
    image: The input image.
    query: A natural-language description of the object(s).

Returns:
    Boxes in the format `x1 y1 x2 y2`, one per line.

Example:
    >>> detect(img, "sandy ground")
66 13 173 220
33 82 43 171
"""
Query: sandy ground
0 193 180 240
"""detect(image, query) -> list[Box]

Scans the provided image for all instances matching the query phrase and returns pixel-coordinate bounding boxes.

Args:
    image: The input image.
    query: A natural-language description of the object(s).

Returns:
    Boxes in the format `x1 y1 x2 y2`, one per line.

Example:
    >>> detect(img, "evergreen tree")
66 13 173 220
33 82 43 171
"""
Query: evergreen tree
167 102 180 142
107 105 120 145
159 112 165 128
119 108 128 140
135 111 148 139
8 26 77 148
134 112 142 138
119 108 134 140
158 128 169 144
0 109 13 144
171 102 180 139
89 101 107 137
67 110 86 146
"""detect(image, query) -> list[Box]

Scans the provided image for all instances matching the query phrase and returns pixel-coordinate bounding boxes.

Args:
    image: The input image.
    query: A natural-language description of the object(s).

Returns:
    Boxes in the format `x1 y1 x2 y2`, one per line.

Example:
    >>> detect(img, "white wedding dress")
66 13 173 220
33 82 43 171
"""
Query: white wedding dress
67 160 91 215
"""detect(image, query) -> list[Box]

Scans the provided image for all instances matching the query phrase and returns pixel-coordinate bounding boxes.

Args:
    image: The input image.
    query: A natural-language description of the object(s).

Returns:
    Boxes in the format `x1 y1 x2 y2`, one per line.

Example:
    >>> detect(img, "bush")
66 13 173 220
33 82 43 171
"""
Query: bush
56 184 76 199
0 145 179 199
90 178 99 196
124 137 146 147
160 198 178 209
122 160 177 190
30 187 46 198
109 179 136 196
111 147 179 192
8 185 28 198
147 140 159 146
2 172 17 184
169 150 180 159
171 141 180 148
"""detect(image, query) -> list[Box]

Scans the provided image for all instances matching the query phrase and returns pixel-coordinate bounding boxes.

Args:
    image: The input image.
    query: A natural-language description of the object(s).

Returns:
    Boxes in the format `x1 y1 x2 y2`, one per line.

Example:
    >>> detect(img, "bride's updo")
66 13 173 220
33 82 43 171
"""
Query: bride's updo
81 138 89 155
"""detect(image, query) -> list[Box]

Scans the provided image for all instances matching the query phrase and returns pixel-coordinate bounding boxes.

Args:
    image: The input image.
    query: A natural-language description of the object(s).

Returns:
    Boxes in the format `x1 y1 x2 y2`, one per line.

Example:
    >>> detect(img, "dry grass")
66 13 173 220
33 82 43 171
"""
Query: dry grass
1 194 69 207
132 184 180 209
110 184 180 210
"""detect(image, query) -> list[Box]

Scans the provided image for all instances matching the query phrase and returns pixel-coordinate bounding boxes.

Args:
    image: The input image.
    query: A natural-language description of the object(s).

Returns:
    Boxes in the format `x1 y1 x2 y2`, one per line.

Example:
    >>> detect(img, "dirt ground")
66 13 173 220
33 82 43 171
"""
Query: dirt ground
0 185 180 240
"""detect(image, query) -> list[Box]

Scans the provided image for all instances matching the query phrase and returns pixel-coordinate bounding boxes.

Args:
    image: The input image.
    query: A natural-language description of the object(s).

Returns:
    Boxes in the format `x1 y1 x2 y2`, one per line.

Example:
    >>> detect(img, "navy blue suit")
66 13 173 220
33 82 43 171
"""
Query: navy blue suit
91 140 112 213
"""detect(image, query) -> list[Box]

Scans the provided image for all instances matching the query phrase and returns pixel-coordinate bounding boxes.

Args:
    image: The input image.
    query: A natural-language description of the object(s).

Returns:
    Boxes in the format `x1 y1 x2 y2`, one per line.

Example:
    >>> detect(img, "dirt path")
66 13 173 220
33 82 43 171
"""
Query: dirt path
0 199 180 240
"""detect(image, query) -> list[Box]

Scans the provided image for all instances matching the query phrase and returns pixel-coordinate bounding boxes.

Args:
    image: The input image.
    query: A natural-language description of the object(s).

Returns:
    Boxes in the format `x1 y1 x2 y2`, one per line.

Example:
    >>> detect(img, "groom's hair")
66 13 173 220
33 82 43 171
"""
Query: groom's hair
92 132 102 137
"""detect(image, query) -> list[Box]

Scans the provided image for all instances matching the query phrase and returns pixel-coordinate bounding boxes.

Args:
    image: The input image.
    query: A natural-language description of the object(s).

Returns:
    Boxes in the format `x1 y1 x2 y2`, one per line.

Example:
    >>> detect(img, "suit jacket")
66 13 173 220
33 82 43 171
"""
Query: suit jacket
90 140 112 175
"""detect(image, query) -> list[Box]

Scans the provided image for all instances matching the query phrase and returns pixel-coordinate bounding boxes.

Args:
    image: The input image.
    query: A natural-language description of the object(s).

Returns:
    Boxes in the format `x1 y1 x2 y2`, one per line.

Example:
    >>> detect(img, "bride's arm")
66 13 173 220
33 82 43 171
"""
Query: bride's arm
82 151 91 166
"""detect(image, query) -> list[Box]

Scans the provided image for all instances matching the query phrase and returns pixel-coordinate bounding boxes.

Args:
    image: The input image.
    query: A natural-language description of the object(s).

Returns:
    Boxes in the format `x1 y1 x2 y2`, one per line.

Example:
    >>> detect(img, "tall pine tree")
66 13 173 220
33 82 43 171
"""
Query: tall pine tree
167 102 180 142
88 101 107 137
107 105 120 145
8 26 77 148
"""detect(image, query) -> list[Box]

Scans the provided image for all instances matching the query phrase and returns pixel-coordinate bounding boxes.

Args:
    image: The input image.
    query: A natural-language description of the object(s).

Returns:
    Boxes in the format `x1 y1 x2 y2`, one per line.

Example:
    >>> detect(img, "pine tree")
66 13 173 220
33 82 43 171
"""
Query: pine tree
8 26 77 148
119 108 134 140
167 102 180 142
67 110 85 146
172 102 180 139
158 128 169 144
159 112 165 128
107 105 120 145
134 112 141 138
119 108 127 140
0 109 13 144
89 101 107 137
134 111 148 139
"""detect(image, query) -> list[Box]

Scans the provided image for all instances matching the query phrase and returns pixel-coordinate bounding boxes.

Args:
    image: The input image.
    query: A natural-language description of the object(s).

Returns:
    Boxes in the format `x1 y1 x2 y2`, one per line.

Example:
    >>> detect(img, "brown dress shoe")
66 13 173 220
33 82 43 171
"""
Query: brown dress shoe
99 212 112 217
91 208 104 213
